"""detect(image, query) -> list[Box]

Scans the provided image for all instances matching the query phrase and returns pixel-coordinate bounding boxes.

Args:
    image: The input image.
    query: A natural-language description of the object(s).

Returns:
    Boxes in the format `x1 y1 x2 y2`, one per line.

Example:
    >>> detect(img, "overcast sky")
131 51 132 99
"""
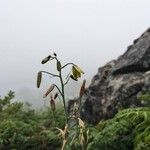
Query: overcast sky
0 0 150 96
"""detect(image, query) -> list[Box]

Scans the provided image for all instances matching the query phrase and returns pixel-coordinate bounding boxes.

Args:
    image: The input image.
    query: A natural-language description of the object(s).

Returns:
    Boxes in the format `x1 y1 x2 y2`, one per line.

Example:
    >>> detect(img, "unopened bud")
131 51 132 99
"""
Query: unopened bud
41 55 51 64
37 72 42 88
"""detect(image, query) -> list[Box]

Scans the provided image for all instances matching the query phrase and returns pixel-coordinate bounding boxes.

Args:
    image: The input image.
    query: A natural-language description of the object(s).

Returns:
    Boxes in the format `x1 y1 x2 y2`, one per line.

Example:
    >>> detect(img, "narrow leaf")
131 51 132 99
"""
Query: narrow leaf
78 118 85 128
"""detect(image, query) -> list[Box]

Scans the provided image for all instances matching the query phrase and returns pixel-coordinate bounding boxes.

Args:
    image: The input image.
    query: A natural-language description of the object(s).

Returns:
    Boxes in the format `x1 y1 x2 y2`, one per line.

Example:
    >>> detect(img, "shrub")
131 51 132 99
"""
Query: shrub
88 107 150 150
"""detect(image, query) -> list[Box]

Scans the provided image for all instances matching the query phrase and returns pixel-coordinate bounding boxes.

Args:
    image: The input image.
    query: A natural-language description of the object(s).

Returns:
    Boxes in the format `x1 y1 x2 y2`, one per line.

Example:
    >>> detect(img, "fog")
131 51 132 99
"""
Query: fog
0 0 150 103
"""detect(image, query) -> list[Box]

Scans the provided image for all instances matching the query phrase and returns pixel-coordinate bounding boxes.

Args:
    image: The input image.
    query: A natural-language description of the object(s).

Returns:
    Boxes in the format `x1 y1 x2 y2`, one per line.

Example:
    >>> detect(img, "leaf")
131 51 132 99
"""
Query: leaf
56 124 68 139
80 131 85 146
37 72 42 88
61 139 67 150
43 84 55 98
78 118 85 128
57 61 61 71
64 124 68 135
83 129 89 145
56 127 65 139
41 55 51 64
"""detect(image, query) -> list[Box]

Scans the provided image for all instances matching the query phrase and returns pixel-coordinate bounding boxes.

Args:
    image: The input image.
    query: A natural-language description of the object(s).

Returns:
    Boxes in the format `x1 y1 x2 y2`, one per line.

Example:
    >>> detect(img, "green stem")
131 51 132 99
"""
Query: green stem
59 68 68 124
52 111 55 126
61 63 74 69
41 71 59 77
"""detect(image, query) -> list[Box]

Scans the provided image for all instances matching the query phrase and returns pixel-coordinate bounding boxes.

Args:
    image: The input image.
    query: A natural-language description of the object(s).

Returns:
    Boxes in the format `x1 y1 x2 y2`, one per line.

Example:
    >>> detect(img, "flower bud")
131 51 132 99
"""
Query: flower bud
37 72 42 88
41 55 51 64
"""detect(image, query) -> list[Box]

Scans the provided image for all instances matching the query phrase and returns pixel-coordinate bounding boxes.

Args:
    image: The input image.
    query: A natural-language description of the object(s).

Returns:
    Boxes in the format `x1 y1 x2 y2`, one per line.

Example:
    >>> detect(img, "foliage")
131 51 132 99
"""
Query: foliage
1 92 150 149
138 91 150 106
0 91 63 150
88 107 150 150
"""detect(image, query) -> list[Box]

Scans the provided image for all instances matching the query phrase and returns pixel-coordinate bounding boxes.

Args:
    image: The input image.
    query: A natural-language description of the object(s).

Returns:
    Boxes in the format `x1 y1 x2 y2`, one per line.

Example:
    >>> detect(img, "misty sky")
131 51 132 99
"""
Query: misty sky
0 0 150 96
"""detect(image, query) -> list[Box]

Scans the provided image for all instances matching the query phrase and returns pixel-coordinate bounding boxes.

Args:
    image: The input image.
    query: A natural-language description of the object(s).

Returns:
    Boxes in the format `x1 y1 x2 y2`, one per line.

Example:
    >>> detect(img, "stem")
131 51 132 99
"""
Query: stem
59 68 68 123
61 63 74 69
64 76 71 86
52 111 55 126
53 84 63 96
41 71 59 77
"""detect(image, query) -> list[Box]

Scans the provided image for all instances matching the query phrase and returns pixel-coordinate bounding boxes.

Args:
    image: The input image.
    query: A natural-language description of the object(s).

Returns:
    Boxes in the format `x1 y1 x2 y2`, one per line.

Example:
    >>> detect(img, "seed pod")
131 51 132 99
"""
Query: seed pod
54 92 59 99
57 61 61 71
70 74 78 81
50 96 55 111
79 79 86 97
37 72 42 88
43 84 55 98
41 55 51 64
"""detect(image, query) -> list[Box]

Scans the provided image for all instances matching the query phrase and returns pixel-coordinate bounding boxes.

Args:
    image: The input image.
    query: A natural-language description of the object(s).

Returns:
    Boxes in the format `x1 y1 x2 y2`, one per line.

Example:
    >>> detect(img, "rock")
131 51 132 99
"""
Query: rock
113 28 150 75
79 28 150 124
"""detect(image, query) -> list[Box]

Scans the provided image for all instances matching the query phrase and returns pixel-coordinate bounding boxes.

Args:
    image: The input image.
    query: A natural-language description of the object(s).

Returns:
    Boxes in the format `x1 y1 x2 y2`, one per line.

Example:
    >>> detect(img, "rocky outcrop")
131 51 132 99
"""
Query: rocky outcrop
80 28 150 124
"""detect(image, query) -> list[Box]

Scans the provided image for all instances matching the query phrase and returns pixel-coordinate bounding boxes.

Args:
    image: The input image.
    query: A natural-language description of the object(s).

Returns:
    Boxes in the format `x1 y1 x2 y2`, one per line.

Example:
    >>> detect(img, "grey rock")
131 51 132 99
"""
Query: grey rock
79 28 150 124
113 28 150 75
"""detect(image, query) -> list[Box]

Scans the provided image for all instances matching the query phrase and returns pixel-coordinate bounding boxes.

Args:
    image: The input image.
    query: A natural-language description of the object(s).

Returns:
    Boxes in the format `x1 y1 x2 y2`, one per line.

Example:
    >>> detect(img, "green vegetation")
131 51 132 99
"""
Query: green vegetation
138 91 150 106
89 107 150 150
0 91 149 150
0 91 63 150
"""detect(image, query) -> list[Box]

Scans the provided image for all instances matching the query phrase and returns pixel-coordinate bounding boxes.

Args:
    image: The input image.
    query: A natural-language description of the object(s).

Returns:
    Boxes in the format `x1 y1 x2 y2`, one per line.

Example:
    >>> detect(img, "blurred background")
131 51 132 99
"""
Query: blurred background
0 0 150 107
